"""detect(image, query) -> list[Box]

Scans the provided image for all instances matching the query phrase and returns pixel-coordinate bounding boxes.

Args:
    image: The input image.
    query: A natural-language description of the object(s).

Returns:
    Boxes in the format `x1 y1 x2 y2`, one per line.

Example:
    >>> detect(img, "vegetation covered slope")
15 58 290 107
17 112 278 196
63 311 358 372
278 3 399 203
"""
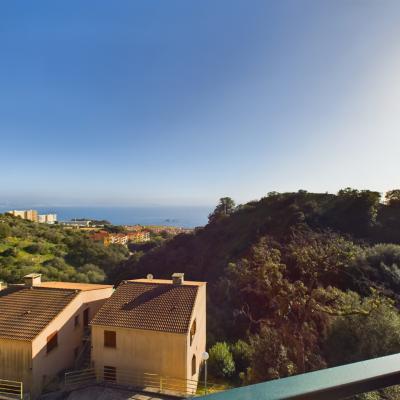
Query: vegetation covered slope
0 214 129 283
114 189 400 397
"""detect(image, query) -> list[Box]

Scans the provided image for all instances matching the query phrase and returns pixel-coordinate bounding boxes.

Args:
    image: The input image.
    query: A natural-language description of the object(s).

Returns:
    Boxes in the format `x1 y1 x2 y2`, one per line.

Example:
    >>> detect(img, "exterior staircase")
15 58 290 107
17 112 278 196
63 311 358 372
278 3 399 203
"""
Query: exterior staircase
74 328 91 370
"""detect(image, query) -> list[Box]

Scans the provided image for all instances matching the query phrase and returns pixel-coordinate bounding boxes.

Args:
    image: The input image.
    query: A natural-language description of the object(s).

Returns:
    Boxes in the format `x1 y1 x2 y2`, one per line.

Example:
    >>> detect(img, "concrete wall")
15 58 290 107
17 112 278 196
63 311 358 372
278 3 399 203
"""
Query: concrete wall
30 287 113 399
0 338 32 392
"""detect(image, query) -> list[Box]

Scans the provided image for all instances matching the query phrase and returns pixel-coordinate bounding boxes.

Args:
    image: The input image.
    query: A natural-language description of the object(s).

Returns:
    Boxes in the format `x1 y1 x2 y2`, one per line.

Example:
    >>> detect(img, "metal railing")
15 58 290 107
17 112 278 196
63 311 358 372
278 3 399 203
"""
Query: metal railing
196 353 400 400
64 368 97 388
65 367 200 397
0 379 23 400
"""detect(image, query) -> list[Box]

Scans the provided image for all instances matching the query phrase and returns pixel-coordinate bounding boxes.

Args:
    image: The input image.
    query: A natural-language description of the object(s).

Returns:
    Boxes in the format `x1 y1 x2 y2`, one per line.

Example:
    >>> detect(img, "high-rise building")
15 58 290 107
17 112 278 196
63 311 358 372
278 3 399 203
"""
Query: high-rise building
8 210 38 222
38 214 57 224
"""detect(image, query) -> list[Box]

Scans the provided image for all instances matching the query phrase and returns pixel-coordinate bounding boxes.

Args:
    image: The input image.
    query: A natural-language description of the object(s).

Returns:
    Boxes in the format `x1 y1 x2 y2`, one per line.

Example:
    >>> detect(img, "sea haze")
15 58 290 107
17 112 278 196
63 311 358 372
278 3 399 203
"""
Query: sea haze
0 206 212 228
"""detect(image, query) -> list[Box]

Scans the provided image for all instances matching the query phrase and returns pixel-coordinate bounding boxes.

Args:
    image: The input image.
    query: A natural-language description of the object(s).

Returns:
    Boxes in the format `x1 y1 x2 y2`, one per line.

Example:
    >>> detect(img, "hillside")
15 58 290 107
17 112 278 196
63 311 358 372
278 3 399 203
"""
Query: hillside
0 214 129 284
115 189 400 287
115 190 400 395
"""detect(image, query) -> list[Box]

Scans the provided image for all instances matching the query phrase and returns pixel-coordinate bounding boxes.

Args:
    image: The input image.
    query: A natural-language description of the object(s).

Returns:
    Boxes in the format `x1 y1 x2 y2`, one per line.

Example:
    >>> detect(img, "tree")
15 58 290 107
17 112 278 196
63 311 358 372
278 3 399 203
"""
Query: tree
325 301 400 365
385 190 400 206
231 340 252 375
208 342 236 378
248 326 297 382
208 197 236 223
24 243 45 254
348 243 400 298
224 233 381 381
326 189 381 237
0 223 11 239
77 263 106 283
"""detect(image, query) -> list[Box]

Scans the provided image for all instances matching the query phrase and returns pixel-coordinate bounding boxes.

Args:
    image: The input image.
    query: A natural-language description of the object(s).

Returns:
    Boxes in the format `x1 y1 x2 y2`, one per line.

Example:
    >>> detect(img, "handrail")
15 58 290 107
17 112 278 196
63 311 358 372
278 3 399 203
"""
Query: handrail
65 367 201 397
196 353 400 400
0 379 23 400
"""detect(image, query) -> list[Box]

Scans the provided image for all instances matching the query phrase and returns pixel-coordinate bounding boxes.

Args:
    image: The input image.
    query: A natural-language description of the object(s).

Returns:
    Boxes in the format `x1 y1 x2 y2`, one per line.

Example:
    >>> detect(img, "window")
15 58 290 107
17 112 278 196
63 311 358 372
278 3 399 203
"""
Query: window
104 330 116 348
192 355 196 376
190 319 196 346
74 315 80 328
47 331 58 354
104 366 116 383
83 308 89 327
74 347 79 359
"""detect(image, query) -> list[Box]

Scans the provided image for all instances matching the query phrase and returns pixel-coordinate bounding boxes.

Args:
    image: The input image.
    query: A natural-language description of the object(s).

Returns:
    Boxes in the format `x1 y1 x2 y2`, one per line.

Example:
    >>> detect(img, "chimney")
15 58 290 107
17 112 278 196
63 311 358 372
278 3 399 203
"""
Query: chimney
24 273 42 287
172 273 184 285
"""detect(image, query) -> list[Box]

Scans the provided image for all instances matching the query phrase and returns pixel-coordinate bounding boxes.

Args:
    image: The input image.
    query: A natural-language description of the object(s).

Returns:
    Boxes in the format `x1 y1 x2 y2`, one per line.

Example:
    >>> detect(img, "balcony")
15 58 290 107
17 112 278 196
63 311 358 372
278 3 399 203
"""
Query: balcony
197 353 400 400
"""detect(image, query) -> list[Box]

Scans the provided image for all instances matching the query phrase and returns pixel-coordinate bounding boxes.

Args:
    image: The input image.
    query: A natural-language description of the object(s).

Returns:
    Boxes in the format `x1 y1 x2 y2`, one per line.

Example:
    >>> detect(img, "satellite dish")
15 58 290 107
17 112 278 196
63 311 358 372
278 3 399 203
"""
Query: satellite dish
147 274 154 280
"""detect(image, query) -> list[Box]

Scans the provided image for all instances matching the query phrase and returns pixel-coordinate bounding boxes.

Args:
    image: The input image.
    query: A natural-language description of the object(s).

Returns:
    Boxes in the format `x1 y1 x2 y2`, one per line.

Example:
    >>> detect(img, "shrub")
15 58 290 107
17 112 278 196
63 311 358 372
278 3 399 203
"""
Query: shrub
208 342 235 378
325 303 400 366
231 340 252 374
0 223 11 239
24 243 45 254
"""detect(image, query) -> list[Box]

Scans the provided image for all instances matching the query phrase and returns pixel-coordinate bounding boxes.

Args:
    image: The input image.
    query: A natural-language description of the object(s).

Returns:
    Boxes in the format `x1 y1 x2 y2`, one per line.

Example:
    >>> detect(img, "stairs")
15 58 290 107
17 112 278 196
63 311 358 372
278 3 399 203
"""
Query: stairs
74 329 91 370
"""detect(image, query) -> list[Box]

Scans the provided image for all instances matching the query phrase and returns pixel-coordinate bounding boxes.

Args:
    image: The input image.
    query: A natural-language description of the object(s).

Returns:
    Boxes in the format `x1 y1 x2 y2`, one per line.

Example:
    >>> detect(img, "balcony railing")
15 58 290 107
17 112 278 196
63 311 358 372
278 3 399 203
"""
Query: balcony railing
196 353 400 400
0 379 23 400
64 367 203 397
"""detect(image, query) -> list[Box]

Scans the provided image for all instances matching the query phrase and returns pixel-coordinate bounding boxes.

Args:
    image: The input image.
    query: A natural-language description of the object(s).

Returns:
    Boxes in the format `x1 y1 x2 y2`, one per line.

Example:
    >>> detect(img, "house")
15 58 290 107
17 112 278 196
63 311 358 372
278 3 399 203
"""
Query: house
108 233 129 246
0 274 113 399
90 231 129 247
127 230 151 243
90 230 110 245
90 273 206 393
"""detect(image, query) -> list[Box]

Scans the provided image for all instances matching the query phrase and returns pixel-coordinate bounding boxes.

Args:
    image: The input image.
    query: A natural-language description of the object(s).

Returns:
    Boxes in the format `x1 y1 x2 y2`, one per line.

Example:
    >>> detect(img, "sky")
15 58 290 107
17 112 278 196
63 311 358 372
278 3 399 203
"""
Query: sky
1 0 400 207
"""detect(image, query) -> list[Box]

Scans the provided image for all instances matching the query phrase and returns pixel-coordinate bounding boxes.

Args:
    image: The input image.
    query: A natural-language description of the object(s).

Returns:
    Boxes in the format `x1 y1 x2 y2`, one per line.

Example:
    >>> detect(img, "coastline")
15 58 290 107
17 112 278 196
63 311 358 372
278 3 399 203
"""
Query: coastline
0 206 212 228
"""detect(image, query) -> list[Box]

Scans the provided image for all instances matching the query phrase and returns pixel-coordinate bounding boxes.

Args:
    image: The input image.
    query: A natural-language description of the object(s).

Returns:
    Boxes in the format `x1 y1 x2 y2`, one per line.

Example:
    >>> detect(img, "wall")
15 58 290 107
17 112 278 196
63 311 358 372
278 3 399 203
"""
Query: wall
186 283 207 383
31 287 113 398
91 283 206 394
92 325 187 382
0 338 32 393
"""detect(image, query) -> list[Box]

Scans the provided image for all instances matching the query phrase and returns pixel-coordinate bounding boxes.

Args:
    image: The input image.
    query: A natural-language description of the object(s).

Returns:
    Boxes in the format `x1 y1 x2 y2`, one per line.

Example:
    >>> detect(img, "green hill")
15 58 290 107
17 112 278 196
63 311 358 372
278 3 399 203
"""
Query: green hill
114 190 400 392
0 214 129 284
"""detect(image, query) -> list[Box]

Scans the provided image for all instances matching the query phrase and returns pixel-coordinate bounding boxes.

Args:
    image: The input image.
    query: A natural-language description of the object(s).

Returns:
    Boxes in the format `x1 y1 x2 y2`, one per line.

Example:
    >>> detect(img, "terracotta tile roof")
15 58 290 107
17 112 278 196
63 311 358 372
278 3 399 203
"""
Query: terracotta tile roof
0 286 79 341
39 282 113 291
91 281 199 334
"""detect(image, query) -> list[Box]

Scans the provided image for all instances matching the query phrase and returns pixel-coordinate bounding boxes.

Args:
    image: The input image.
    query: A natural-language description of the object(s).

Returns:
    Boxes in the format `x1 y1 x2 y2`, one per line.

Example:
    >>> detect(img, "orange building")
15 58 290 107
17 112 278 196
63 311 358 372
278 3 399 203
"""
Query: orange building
127 230 150 243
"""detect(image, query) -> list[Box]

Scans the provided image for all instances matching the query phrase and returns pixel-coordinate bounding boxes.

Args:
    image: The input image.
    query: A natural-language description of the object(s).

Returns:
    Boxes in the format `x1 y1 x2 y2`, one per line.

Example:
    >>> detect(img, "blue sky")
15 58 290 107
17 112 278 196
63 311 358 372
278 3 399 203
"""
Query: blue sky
1 1 400 206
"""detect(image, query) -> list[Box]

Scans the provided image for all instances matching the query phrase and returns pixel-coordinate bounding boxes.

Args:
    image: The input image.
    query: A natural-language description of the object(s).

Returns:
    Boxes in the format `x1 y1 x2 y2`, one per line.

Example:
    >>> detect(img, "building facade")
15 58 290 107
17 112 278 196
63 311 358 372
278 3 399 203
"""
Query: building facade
127 230 150 243
0 274 113 399
90 274 206 394
8 210 38 222
38 214 57 224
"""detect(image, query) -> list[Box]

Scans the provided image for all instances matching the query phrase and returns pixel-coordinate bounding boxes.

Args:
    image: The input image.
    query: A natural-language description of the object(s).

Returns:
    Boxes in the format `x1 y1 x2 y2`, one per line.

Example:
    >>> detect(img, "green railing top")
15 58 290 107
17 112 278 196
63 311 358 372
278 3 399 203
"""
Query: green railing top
197 353 400 400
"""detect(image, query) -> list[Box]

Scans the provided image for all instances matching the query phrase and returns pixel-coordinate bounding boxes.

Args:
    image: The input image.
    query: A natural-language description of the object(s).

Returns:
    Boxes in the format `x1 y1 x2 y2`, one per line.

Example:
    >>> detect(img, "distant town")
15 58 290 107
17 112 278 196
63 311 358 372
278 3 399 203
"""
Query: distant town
6 209 194 247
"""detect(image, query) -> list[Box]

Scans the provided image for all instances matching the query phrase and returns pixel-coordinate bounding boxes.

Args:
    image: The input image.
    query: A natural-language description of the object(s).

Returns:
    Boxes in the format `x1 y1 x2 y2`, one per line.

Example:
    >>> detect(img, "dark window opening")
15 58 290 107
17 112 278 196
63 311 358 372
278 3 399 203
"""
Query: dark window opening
47 331 58 354
104 330 116 348
74 347 79 359
104 366 116 383
83 308 89 327
190 319 196 346
74 315 80 327
192 355 196 376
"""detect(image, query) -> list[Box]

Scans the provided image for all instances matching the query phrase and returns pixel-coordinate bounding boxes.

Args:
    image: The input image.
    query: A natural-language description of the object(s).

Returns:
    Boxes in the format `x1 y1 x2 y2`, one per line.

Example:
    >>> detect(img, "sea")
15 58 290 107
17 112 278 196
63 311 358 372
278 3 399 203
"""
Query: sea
0 206 212 228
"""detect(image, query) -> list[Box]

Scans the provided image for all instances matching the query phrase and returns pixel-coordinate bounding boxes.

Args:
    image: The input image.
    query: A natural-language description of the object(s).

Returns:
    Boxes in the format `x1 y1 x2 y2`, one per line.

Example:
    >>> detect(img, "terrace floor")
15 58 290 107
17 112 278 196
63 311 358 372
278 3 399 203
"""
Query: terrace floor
40 385 182 400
